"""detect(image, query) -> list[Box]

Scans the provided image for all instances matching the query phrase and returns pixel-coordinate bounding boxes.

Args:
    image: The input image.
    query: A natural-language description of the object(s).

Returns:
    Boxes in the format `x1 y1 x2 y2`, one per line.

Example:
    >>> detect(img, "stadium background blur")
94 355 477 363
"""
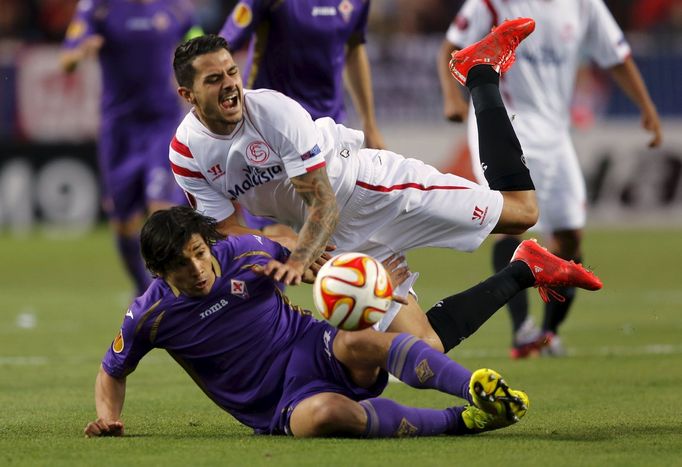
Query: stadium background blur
0 0 680 232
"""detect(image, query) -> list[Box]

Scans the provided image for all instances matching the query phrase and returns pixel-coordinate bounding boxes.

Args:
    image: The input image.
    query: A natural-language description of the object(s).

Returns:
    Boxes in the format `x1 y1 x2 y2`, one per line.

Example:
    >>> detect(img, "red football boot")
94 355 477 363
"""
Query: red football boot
511 239 603 303
449 17 536 85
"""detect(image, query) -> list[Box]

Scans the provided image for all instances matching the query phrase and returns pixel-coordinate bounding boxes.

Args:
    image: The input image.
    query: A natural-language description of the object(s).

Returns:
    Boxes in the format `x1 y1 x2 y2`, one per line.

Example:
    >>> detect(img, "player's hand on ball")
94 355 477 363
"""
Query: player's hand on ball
381 254 409 305
84 418 124 438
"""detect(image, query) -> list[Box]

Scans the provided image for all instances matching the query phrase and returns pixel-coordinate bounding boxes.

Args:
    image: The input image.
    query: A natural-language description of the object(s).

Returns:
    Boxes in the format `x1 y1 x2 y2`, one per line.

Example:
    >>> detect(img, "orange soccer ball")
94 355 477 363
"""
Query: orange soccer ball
313 253 394 331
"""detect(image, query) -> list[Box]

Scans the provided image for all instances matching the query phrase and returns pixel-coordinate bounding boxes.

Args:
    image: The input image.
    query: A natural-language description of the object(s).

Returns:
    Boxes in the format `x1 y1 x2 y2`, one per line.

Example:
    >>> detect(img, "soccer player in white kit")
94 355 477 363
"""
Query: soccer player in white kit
438 0 662 357
169 27 541 353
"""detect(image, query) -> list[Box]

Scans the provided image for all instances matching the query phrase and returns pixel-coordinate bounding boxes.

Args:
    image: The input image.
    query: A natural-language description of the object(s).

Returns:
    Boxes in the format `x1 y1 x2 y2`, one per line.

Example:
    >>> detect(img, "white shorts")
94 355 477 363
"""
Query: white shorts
467 114 586 233
331 148 503 261
330 148 503 331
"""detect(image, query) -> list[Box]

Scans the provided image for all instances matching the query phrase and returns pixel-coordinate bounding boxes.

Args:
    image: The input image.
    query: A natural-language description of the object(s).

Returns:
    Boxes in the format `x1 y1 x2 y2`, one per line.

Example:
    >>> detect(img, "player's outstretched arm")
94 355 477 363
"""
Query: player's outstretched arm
608 56 662 148
437 39 469 123
263 167 338 285
60 35 104 74
84 366 126 438
344 42 386 149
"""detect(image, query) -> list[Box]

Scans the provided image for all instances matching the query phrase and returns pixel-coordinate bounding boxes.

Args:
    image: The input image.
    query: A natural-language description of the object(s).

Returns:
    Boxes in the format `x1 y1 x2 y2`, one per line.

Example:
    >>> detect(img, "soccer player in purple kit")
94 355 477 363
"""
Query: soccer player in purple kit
60 0 202 295
84 206 602 438
218 0 385 232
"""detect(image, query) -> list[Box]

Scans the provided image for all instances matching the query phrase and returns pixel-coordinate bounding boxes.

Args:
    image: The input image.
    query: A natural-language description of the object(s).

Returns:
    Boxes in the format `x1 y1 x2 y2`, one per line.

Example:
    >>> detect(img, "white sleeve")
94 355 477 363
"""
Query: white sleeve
169 138 235 222
445 0 494 48
244 90 328 179
584 0 631 68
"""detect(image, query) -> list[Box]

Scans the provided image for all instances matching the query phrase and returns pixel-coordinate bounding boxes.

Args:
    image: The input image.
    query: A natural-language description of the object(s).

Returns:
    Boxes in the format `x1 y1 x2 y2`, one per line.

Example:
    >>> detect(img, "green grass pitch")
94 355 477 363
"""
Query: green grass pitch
1 228 681 466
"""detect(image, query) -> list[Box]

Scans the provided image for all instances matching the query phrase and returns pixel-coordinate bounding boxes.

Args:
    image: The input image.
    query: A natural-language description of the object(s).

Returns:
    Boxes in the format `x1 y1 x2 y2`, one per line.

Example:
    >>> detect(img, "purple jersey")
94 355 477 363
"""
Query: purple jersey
220 0 369 122
102 234 320 432
63 0 194 119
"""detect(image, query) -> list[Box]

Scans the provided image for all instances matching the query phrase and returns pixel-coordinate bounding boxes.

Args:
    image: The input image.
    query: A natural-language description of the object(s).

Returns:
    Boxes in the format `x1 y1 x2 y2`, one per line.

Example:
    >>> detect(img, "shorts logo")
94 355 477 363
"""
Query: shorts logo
301 144 321 161
231 279 249 298
233 3 252 28
338 0 354 22
472 205 489 225
208 163 225 181
125 309 134 319
113 329 124 353
340 148 350 158
246 141 271 165
323 330 332 358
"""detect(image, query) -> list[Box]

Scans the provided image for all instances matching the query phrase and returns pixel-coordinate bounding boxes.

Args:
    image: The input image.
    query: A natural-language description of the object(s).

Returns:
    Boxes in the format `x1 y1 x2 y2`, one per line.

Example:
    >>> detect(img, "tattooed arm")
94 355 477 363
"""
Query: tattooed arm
262 167 338 285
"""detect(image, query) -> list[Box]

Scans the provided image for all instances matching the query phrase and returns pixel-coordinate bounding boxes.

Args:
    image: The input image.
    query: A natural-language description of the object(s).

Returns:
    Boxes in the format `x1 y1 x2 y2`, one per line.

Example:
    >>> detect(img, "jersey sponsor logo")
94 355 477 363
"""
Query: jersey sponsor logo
338 0 354 22
208 163 226 181
301 144 321 161
312 6 337 16
246 141 271 165
199 299 229 320
454 14 469 30
231 279 248 298
125 309 134 319
471 205 488 225
227 165 283 199
113 329 124 353
233 3 253 28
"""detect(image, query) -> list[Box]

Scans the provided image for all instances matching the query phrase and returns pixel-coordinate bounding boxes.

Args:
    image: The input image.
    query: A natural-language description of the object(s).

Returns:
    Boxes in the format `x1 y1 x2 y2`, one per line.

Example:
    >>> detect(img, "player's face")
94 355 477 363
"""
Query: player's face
184 49 243 135
163 234 216 297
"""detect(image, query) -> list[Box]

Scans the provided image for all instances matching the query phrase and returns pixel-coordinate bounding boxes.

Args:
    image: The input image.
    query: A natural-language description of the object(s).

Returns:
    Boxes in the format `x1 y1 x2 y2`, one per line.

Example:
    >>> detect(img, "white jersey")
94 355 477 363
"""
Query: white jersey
170 87 503 258
446 0 630 137
447 0 630 232
170 89 365 231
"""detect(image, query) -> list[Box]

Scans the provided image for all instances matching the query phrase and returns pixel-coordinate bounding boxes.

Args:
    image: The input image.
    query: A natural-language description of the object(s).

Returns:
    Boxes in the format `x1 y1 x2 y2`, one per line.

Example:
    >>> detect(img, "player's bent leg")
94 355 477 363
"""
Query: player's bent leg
289 392 367 437
385 295 444 352
492 190 538 234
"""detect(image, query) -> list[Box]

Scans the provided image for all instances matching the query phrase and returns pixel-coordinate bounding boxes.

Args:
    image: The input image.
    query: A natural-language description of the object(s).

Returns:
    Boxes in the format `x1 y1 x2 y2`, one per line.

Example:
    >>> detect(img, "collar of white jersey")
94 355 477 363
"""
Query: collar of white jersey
189 108 244 140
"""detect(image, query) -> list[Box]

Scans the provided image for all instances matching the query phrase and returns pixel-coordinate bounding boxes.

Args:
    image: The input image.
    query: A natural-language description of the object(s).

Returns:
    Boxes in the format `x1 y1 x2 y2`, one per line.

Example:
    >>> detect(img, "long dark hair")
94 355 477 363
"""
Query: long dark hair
173 34 231 88
141 206 224 276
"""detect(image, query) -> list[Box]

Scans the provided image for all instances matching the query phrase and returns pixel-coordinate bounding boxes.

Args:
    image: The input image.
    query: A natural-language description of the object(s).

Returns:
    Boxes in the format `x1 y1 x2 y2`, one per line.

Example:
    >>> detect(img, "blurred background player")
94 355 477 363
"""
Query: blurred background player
437 0 662 357
60 0 202 295
219 0 385 233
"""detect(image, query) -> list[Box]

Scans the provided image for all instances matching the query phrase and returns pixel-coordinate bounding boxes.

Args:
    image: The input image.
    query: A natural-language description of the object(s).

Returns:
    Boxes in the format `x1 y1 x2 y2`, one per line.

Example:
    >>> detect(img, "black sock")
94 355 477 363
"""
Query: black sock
542 256 581 333
426 261 535 353
493 237 529 334
466 65 534 192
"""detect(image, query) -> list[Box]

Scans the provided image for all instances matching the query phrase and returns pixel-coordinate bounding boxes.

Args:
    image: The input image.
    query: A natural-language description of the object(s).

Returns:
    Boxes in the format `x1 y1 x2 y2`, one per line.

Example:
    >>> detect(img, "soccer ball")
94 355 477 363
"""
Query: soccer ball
313 252 394 331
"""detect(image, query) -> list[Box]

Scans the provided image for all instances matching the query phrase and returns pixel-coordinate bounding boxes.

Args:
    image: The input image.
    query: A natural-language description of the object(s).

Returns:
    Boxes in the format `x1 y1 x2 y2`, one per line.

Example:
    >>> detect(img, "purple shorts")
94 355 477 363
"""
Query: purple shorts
267 321 388 435
98 114 187 221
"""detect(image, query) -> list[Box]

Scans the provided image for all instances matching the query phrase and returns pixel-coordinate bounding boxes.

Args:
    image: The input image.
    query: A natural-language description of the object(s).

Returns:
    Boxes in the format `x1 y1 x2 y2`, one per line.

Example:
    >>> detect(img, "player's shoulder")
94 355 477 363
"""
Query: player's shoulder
171 111 213 159
122 281 173 328
243 89 311 127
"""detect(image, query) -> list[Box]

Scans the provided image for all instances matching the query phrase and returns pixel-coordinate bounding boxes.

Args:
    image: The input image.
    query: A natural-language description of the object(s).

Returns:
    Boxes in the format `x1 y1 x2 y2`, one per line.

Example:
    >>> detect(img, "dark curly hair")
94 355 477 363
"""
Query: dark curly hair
173 34 231 88
141 206 224 277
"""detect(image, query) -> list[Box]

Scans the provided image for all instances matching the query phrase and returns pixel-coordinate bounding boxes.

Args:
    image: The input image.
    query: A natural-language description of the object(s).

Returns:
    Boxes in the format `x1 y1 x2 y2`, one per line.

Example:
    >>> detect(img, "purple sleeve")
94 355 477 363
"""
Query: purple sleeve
101 306 154 378
219 0 272 51
62 0 101 49
352 1 370 45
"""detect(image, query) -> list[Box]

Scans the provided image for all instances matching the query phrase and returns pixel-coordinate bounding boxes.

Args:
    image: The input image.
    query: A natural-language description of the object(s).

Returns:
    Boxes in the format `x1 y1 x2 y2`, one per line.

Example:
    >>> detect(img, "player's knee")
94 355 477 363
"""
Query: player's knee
305 395 360 436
